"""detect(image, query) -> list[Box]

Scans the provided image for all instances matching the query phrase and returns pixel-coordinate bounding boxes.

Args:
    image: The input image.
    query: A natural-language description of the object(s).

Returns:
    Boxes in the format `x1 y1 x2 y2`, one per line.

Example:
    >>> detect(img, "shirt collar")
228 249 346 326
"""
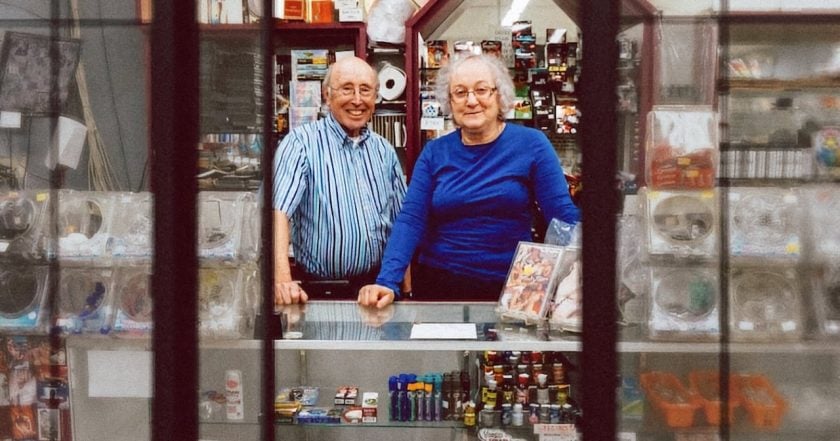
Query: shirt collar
324 113 371 148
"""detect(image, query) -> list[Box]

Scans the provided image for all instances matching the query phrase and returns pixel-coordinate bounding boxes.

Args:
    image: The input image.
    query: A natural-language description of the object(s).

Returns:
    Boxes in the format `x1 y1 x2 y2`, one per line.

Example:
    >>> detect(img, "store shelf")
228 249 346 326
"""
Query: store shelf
720 76 840 91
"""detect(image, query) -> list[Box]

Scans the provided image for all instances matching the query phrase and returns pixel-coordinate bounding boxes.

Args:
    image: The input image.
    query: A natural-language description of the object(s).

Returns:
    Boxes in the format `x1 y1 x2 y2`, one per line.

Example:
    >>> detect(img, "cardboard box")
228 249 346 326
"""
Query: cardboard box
362 392 378 423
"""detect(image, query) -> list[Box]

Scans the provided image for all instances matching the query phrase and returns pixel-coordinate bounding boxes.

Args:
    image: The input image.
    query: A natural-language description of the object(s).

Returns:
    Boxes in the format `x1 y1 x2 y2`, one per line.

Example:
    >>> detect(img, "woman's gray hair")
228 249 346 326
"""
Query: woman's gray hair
434 53 515 119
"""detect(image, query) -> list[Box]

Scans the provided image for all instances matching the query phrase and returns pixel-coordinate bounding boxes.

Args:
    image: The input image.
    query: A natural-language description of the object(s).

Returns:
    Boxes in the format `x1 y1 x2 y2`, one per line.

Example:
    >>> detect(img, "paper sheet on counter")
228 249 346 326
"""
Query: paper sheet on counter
410 323 477 339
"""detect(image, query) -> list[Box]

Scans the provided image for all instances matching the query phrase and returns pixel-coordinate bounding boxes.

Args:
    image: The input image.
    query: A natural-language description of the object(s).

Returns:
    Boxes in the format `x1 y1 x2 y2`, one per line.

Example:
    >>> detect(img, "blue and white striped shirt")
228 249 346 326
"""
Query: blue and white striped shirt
272 114 407 279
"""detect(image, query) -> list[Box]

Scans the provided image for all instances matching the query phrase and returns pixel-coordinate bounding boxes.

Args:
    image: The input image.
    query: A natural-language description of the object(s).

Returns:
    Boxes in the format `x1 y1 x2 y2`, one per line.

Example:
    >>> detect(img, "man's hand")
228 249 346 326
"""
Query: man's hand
357 284 395 309
275 280 309 306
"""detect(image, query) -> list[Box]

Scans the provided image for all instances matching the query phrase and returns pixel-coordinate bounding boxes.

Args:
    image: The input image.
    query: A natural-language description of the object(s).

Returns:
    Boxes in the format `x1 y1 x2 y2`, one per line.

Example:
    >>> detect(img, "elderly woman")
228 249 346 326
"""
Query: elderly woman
359 54 579 308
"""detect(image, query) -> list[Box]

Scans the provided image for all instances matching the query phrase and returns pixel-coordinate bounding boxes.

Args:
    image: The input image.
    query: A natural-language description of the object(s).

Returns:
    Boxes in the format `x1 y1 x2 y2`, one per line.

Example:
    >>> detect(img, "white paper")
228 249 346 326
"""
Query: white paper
420 117 444 130
88 350 152 398
410 323 477 340
0 111 22 128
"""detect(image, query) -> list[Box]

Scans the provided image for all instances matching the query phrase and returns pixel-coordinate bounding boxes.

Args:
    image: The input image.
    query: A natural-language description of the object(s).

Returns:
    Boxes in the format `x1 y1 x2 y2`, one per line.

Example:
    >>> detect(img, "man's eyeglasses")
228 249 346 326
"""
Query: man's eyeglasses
330 85 376 98
450 86 497 102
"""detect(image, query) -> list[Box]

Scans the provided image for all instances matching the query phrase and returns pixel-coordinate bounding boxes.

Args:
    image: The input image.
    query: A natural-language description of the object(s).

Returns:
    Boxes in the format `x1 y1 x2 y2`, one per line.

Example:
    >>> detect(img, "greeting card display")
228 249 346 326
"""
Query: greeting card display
109 192 153 261
646 106 718 190
0 190 50 261
728 265 802 342
498 242 565 322
111 265 153 337
53 190 116 262
648 264 720 341
643 188 718 258
54 267 115 335
0 264 49 333
728 187 801 260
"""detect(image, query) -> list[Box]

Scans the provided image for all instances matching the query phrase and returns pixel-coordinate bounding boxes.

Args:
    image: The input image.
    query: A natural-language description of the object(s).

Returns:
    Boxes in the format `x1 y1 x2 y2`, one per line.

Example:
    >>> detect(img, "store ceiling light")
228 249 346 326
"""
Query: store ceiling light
501 0 531 27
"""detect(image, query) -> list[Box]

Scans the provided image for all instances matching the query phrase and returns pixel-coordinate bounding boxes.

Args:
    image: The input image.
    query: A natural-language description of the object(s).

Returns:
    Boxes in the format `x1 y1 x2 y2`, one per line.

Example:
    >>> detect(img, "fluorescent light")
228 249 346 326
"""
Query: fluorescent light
501 0 531 27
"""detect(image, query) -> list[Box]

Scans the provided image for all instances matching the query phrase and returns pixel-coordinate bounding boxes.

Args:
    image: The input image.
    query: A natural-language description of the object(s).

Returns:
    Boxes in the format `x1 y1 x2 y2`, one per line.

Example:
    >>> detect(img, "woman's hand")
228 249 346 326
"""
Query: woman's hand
357 284 395 309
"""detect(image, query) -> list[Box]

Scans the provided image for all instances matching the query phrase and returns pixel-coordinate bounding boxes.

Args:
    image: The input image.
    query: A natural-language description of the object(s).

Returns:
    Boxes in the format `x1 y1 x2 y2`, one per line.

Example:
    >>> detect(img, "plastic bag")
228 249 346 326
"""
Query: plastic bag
544 218 581 248
366 0 416 44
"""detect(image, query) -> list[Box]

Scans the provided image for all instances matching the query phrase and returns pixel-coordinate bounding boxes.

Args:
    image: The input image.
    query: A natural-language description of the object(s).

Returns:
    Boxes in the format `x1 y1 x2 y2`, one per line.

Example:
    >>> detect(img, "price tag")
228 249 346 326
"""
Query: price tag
534 423 576 435
420 117 444 130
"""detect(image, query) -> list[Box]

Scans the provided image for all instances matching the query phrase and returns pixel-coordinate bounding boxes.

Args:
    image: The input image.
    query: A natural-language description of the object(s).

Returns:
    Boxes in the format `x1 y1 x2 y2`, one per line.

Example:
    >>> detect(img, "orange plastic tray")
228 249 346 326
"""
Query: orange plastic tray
733 373 787 430
688 370 740 426
640 371 701 428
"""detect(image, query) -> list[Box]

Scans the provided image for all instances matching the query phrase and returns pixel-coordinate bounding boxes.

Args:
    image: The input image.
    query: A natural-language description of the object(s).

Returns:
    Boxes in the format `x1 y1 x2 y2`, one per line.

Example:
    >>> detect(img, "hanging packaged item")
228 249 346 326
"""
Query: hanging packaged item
645 106 718 190
54 266 116 335
52 190 117 263
642 187 719 258
111 265 153 337
109 192 153 262
0 264 49 333
727 186 801 261
0 190 50 262
647 263 720 341
497 242 565 323
728 265 803 342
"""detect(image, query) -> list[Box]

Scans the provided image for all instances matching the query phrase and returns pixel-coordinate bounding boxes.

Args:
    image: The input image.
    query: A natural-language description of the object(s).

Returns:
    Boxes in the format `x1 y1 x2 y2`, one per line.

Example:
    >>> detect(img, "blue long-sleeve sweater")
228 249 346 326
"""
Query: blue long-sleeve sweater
376 123 580 294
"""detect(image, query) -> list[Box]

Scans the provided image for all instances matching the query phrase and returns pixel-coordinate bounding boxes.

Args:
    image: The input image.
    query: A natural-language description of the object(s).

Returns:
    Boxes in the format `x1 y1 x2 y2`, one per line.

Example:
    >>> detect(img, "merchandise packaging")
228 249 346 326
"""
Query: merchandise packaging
498 242 565 323
799 183 840 262
616 212 649 326
111 265 153 337
813 126 840 178
547 247 581 332
811 264 840 338
642 187 719 258
54 266 116 335
51 190 116 262
727 187 801 261
0 264 49 333
728 265 803 342
0 190 50 262
425 40 449 68
108 191 154 262
647 264 720 341
645 106 718 190
198 266 257 340
198 191 260 264
365 0 416 45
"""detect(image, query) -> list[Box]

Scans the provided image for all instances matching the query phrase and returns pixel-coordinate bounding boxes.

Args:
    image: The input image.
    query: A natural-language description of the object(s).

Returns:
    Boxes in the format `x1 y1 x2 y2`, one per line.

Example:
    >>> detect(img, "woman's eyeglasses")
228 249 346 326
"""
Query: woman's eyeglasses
450 86 497 102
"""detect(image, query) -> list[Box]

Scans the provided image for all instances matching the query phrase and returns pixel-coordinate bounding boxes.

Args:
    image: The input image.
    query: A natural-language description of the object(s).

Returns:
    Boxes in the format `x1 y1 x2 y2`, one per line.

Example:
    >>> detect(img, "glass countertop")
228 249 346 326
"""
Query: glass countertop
274 301 584 350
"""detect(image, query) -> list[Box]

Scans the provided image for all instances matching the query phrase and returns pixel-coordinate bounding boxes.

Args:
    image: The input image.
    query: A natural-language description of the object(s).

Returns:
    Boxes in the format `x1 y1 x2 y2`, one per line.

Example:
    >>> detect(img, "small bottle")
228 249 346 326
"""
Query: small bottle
500 403 512 427
516 373 529 404
528 403 540 425
549 403 561 423
388 375 399 421
424 382 434 421
552 362 566 384
536 373 549 405
463 401 476 428
512 403 524 426
501 375 514 405
398 374 410 422
433 374 443 422
416 379 426 421
224 370 244 421
539 404 551 423
484 379 498 410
